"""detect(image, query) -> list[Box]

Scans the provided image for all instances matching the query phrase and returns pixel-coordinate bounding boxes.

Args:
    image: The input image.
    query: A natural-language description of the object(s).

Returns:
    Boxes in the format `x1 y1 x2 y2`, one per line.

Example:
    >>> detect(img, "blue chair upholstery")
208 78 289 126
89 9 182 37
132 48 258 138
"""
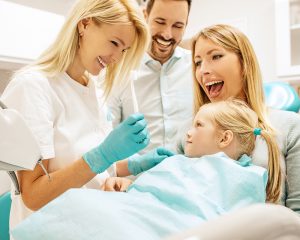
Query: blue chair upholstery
263 82 300 113
0 192 11 240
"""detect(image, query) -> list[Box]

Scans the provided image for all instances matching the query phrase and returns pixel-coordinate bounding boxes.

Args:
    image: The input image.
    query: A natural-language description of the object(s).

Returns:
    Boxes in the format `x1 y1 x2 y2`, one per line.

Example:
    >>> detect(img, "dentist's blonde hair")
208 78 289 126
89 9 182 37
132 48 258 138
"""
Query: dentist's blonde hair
203 99 281 203
191 24 272 133
21 0 149 96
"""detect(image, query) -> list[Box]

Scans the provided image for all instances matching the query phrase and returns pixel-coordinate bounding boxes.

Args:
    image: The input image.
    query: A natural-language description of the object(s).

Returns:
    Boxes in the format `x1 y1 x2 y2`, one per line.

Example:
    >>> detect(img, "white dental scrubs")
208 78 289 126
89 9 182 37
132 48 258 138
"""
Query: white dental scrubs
1 69 116 232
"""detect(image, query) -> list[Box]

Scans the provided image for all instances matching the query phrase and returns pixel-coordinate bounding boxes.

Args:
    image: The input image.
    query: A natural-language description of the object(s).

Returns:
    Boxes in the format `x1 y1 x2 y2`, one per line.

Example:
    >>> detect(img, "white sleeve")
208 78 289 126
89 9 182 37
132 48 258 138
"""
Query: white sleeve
1 71 55 160
107 72 135 128
107 86 123 128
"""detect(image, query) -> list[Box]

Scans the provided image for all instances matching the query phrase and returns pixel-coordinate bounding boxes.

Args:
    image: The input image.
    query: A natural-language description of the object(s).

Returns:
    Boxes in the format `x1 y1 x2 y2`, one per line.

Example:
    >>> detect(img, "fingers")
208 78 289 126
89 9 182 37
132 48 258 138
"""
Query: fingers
131 118 147 134
119 112 150 147
102 177 132 192
156 147 175 157
119 178 133 192
103 177 119 192
123 113 144 125
142 133 150 146
134 128 148 142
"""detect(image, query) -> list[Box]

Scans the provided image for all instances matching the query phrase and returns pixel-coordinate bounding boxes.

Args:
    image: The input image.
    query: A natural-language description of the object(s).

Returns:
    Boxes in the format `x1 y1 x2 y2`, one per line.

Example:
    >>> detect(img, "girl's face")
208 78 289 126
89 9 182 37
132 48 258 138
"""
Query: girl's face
185 106 222 158
194 37 245 102
77 19 136 76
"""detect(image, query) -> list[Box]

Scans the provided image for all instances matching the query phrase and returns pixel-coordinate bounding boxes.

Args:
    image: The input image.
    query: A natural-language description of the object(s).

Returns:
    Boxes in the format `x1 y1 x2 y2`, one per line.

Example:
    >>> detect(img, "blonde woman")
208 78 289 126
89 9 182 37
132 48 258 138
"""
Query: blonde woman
12 99 274 240
191 24 300 210
1 0 174 230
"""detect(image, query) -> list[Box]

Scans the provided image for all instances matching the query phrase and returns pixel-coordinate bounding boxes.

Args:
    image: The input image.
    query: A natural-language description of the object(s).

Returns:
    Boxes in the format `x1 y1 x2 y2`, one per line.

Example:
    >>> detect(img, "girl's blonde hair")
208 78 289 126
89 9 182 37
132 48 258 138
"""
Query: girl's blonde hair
203 99 281 203
21 0 149 96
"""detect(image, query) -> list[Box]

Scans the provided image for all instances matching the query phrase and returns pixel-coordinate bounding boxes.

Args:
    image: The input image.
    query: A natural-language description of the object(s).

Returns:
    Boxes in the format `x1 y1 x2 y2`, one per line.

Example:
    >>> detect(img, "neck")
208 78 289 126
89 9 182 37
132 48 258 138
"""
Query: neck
147 49 175 65
66 55 89 86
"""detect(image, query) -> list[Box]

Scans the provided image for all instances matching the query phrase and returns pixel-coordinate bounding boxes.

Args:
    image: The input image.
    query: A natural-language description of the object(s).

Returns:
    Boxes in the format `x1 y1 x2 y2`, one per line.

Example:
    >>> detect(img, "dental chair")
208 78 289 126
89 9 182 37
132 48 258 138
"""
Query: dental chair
263 81 300 112
0 192 11 240
166 204 300 240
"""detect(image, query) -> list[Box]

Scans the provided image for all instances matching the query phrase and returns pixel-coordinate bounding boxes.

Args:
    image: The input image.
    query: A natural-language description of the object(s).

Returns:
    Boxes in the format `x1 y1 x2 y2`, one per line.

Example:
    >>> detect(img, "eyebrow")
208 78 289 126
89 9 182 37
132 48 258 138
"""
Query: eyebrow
194 119 204 125
194 48 220 60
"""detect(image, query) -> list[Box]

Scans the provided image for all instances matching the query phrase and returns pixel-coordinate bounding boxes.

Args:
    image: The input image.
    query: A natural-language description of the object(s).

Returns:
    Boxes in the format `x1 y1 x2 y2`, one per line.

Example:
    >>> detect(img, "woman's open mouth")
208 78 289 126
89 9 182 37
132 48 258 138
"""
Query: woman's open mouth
205 80 224 98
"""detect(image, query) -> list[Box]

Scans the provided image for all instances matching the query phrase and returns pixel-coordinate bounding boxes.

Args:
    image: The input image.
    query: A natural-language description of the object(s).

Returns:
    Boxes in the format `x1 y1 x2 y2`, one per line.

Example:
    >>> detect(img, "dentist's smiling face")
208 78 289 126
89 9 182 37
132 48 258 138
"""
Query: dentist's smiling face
144 0 189 64
194 37 245 102
77 18 135 76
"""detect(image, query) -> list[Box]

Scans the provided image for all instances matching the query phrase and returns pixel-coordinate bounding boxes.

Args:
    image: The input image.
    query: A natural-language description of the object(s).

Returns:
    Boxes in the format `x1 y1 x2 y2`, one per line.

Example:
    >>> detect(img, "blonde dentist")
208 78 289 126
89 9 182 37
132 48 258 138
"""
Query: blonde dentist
1 0 174 232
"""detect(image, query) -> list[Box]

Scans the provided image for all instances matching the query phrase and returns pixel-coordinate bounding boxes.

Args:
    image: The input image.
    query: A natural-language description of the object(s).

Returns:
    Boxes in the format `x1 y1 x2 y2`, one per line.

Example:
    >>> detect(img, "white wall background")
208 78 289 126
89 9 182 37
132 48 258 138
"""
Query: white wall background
184 0 277 83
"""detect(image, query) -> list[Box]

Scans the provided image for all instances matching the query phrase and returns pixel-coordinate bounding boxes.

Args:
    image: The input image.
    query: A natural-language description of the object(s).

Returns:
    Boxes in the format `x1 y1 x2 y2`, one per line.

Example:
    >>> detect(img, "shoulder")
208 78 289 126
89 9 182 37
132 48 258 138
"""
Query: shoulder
1 68 55 108
8 68 52 91
268 109 300 150
176 46 192 60
269 109 300 129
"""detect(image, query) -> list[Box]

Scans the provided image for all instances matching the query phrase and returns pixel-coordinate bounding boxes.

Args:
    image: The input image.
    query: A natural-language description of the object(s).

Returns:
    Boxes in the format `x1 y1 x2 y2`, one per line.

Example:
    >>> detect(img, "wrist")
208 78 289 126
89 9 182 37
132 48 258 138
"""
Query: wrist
116 160 131 177
83 145 112 174
127 154 142 176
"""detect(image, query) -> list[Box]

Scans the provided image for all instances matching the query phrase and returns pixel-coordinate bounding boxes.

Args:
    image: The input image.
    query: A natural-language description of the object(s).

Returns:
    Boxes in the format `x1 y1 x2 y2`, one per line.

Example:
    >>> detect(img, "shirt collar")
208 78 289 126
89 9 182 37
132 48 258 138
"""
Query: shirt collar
144 46 185 67
237 154 252 167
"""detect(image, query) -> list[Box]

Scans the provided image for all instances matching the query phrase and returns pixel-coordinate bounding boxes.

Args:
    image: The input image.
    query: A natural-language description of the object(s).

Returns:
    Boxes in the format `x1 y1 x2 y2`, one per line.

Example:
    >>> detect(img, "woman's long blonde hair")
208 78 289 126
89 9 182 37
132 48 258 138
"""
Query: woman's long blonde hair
21 0 149 96
191 24 282 203
204 99 281 203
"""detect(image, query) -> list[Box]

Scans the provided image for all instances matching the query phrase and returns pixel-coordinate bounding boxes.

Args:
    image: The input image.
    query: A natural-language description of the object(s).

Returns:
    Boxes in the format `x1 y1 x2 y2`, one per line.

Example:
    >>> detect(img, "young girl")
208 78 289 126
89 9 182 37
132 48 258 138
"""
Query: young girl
12 99 280 240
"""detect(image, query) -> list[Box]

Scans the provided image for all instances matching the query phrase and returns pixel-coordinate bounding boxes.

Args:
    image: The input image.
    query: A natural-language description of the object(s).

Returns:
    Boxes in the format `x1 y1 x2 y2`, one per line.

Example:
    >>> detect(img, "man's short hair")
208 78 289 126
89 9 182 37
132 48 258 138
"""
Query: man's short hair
145 0 192 15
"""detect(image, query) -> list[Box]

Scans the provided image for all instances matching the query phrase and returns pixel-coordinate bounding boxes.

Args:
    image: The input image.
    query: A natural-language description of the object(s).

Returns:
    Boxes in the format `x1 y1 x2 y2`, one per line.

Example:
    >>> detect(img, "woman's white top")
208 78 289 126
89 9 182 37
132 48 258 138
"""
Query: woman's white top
1 70 116 229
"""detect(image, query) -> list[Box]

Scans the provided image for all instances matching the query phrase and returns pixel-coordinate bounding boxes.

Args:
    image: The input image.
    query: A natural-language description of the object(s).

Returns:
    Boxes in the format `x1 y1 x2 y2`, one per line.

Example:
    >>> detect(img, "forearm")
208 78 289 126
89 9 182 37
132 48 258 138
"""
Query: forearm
20 158 96 211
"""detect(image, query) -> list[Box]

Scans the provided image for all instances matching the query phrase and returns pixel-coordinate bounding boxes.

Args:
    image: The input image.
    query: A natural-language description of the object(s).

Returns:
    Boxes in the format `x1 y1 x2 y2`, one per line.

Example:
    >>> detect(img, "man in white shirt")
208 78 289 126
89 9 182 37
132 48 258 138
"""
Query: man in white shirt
108 0 193 153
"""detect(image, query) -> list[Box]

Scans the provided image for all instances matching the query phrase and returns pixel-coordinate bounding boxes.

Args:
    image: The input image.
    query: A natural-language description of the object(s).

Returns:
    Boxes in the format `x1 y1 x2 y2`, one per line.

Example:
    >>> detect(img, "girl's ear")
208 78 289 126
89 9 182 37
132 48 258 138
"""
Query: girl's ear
143 9 148 21
77 17 92 34
218 130 234 149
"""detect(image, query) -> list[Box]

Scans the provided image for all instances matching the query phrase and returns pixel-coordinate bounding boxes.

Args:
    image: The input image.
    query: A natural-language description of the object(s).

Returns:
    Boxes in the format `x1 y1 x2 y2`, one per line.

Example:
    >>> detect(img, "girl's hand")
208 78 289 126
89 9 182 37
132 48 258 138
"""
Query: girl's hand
102 177 132 192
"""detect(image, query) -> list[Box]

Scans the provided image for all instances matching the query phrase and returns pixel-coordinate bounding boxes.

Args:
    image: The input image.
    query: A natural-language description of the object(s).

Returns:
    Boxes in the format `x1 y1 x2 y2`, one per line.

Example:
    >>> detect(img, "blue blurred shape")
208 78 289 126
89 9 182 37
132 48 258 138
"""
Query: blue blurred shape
264 82 300 112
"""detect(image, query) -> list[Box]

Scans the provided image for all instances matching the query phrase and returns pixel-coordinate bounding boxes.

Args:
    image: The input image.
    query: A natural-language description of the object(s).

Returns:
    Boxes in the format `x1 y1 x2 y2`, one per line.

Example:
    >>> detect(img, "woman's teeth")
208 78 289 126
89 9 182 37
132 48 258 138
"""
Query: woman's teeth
97 57 107 67
205 80 223 87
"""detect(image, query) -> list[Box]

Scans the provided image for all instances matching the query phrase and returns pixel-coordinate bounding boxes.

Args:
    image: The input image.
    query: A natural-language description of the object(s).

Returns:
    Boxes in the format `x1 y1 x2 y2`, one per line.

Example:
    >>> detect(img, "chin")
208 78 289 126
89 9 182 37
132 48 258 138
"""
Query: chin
184 149 192 157
90 68 102 76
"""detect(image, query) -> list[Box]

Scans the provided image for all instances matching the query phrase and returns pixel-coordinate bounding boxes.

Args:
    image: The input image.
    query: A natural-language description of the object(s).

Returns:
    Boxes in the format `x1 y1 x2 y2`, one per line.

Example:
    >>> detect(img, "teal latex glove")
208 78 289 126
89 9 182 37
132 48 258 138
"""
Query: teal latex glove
128 147 174 176
83 113 150 174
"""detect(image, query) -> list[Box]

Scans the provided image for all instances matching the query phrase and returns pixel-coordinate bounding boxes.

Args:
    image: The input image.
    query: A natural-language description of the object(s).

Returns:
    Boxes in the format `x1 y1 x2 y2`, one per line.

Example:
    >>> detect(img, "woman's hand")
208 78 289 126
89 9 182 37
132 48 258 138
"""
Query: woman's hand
83 113 150 174
128 147 174 175
102 177 132 192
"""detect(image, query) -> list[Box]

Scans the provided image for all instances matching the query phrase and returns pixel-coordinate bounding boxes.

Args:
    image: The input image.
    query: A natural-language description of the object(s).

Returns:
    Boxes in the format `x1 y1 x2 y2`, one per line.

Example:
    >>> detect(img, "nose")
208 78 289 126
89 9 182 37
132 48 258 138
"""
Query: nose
199 60 211 76
186 129 192 139
160 25 172 40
